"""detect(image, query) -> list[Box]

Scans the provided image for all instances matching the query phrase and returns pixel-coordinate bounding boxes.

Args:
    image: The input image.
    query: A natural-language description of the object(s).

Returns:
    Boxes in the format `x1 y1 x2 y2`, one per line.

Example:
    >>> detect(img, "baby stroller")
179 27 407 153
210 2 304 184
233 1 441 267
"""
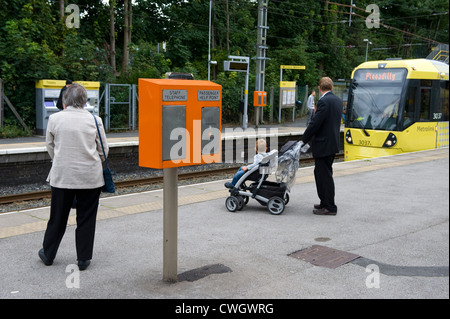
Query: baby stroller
224 141 309 215
224 150 288 215
275 140 309 190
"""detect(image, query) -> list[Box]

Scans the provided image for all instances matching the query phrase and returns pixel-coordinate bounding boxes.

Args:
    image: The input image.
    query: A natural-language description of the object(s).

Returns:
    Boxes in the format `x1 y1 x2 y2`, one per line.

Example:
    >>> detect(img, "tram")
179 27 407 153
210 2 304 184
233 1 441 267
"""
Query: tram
344 58 449 161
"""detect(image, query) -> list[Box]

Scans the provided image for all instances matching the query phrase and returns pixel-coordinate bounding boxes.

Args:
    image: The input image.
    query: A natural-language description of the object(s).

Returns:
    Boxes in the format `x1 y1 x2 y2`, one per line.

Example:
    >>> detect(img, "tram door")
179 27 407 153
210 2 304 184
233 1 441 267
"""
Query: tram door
419 80 432 121
403 80 434 126
403 81 418 129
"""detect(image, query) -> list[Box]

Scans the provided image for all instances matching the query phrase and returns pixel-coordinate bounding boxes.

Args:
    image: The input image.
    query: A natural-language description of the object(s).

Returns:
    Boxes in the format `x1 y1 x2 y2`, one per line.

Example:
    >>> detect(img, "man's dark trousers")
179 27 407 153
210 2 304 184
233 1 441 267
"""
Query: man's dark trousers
314 154 337 212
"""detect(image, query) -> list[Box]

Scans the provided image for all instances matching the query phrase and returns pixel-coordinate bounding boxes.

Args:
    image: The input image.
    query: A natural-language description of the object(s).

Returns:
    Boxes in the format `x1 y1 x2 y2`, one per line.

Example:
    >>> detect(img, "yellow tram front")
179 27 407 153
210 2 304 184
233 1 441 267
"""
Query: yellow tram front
344 58 449 161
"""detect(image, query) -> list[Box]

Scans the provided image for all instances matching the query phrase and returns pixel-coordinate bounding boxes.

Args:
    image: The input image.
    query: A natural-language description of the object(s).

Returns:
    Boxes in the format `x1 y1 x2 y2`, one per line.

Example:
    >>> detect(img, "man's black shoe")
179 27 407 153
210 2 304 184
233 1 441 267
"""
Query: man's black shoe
313 208 337 216
78 260 91 271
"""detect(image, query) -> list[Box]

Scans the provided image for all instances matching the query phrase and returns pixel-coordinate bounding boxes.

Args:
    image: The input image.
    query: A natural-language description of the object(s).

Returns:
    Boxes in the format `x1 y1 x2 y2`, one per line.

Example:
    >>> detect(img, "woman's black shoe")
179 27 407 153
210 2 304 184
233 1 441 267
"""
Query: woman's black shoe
38 248 53 266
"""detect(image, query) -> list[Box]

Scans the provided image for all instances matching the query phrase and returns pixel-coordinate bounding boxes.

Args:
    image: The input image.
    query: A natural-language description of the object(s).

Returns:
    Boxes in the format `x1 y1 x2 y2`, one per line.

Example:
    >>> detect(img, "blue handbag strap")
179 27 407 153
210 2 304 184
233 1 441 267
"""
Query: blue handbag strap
92 114 110 169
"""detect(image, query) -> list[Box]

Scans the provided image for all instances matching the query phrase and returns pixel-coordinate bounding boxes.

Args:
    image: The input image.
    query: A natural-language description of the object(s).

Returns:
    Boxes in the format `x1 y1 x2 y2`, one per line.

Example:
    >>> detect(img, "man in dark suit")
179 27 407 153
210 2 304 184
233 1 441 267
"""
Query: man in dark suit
56 80 72 110
301 77 343 215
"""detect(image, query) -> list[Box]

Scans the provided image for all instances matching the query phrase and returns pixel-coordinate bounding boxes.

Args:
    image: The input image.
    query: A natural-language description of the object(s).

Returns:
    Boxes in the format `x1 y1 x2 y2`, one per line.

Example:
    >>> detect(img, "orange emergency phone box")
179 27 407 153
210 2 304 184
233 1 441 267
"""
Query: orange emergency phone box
139 79 222 169
253 91 267 107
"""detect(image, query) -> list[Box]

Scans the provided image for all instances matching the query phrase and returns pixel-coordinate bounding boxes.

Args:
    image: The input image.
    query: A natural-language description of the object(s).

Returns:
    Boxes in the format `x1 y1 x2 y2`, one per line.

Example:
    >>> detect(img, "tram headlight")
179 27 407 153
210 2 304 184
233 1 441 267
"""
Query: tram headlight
382 133 397 148
345 130 353 144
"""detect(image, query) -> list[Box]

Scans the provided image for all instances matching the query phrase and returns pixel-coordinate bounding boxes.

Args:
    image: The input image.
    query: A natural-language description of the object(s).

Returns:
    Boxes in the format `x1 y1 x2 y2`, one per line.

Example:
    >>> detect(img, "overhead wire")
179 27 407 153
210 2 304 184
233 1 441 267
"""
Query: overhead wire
79 1 447 50
326 1 447 44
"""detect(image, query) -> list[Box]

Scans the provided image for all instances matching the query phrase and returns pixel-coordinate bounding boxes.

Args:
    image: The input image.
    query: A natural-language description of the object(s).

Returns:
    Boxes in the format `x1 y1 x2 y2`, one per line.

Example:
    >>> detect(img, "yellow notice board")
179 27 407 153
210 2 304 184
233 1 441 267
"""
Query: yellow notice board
280 81 296 88
280 65 306 70
280 81 296 108
278 65 305 123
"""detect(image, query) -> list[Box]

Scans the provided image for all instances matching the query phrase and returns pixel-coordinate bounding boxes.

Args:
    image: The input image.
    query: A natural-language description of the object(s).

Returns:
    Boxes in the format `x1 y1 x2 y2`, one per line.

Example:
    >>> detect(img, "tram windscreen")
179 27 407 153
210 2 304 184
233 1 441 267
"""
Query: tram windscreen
347 68 407 131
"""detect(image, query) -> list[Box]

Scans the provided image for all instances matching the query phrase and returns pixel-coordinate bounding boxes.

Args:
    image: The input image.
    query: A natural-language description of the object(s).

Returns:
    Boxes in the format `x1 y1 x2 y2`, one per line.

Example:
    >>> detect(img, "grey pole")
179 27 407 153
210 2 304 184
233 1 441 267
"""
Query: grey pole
163 167 178 282
364 39 371 62
208 0 212 81
243 65 249 129
365 42 369 62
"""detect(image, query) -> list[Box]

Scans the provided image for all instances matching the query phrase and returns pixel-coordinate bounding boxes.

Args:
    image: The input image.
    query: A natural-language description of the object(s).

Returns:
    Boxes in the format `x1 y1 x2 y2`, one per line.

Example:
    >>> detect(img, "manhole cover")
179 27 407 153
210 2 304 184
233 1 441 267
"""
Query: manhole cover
289 245 360 269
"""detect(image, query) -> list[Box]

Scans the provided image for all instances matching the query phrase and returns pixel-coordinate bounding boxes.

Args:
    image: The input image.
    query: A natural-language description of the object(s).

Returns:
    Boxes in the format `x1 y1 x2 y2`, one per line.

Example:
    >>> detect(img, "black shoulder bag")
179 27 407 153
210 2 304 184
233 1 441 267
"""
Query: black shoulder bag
93 114 115 193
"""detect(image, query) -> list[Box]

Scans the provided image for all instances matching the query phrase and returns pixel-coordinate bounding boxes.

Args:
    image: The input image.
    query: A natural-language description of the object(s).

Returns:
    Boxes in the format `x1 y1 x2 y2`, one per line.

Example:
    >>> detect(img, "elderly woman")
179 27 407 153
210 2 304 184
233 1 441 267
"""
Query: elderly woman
39 83 108 271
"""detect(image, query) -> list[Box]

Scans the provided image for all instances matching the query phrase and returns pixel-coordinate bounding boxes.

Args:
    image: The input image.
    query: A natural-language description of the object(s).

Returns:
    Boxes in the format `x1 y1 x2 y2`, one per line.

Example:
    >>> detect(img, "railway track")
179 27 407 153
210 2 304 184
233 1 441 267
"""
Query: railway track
0 166 238 206
0 155 339 207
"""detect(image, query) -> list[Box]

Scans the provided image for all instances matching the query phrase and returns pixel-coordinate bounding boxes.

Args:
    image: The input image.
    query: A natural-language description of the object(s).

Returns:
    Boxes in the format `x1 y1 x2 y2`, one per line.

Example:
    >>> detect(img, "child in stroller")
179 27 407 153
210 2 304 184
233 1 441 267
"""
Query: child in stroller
224 139 309 215
224 139 269 189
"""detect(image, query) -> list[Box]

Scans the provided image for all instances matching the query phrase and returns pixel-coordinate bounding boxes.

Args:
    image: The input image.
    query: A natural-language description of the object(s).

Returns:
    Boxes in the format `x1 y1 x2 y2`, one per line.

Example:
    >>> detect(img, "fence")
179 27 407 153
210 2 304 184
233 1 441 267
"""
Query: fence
101 83 138 132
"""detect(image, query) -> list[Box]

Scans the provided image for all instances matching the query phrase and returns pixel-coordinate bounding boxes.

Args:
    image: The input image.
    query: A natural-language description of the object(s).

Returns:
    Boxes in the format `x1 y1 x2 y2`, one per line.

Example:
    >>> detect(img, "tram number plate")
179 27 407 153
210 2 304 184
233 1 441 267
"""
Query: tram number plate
358 140 371 146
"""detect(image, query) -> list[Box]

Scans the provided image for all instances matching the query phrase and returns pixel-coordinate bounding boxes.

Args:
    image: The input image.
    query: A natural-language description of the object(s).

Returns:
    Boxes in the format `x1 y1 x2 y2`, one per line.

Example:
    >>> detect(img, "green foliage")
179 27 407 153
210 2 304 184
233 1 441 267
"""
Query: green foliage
0 0 448 130
0 121 29 138
216 71 245 124
118 42 171 83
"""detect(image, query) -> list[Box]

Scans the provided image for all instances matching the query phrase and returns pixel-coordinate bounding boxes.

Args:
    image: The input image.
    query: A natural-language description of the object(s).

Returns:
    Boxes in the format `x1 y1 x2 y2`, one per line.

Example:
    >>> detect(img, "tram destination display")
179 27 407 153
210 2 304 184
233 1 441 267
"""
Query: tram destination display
354 68 406 83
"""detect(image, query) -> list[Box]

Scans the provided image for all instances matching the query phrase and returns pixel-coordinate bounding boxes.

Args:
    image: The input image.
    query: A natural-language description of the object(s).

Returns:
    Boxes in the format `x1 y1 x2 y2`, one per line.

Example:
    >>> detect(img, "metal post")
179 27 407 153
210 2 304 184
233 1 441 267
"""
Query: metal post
278 68 283 123
255 0 269 127
132 84 138 131
365 42 369 62
128 84 132 129
269 86 274 123
208 0 212 81
243 66 249 129
293 86 297 121
163 167 178 282
0 78 3 129
364 39 371 62
349 0 353 27
105 83 110 131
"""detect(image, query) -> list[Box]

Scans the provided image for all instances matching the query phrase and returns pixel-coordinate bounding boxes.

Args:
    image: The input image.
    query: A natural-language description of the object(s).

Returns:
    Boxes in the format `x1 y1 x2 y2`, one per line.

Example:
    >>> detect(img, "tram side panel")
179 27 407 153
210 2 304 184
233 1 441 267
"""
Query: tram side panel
345 121 448 161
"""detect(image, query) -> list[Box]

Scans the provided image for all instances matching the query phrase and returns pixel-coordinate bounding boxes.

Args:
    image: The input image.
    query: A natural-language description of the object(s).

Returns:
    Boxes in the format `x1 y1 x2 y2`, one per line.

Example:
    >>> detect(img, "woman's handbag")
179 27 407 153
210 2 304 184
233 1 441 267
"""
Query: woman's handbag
93 114 116 193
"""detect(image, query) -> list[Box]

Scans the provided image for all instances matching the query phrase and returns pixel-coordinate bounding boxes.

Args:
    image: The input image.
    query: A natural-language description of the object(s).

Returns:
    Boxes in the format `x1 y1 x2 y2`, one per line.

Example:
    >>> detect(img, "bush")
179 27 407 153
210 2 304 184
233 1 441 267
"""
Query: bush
0 124 31 138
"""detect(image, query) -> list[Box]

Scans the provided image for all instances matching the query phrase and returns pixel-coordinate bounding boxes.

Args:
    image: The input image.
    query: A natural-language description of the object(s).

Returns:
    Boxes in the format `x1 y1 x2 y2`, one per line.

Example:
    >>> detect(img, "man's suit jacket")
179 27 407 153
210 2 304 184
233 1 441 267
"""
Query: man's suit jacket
46 107 109 189
302 92 343 158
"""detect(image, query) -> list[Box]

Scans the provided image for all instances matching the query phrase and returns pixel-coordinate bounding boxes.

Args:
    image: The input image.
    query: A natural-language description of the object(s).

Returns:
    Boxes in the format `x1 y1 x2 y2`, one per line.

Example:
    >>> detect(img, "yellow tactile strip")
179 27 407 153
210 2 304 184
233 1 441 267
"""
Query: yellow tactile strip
0 148 447 239
0 190 228 239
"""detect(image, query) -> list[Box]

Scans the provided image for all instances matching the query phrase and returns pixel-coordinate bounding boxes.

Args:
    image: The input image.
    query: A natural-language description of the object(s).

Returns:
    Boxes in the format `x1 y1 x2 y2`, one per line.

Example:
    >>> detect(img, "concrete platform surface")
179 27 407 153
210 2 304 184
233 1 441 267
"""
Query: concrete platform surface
0 148 448 303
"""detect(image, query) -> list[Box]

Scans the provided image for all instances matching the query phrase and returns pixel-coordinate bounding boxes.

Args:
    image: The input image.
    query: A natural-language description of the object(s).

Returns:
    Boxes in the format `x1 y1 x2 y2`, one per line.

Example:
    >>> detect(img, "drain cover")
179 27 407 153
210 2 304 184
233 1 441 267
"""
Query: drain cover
289 245 360 269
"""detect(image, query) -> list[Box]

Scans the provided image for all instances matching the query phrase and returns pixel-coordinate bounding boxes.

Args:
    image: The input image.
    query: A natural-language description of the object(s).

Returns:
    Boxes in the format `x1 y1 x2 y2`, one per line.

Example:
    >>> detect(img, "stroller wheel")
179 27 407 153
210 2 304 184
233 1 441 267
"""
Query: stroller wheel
236 196 245 211
283 193 290 205
225 196 239 212
267 196 285 215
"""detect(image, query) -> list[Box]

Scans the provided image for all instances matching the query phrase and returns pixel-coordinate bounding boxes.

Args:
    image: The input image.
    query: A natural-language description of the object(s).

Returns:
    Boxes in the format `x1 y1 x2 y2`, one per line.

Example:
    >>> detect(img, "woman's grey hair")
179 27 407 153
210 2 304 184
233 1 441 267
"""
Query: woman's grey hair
63 83 87 109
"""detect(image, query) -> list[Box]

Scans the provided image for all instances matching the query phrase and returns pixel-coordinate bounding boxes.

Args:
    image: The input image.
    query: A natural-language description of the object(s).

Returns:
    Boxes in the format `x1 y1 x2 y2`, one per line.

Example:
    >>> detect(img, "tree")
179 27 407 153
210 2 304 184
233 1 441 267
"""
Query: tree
109 0 118 76
0 0 448 131
122 0 132 74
